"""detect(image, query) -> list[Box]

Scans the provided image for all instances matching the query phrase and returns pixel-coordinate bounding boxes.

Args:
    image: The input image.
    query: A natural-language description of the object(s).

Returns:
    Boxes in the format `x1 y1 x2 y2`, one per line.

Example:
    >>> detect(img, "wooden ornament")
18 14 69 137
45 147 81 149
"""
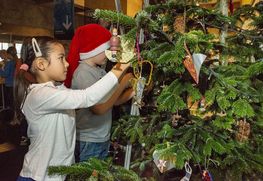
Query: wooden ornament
236 119 250 142
173 15 185 33
109 28 121 61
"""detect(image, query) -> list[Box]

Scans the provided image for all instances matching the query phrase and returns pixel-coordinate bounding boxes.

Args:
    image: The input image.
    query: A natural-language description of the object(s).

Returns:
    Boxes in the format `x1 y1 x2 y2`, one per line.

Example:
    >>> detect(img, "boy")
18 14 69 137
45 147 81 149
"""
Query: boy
65 24 134 161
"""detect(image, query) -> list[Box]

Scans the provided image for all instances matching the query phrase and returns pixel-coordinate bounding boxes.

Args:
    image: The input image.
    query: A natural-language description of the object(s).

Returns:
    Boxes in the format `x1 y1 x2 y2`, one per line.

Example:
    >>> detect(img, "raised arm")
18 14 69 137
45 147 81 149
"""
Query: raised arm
25 63 131 113
91 73 134 115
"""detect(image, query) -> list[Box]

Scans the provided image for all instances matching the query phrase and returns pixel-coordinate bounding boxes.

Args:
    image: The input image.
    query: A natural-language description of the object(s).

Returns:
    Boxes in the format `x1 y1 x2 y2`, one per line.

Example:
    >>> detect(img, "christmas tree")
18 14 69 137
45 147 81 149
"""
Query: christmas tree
49 0 263 180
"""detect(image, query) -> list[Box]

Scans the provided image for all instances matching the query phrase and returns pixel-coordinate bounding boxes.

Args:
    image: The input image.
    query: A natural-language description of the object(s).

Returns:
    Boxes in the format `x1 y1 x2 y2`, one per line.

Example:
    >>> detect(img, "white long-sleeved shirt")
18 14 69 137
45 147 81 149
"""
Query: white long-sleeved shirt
19 72 117 181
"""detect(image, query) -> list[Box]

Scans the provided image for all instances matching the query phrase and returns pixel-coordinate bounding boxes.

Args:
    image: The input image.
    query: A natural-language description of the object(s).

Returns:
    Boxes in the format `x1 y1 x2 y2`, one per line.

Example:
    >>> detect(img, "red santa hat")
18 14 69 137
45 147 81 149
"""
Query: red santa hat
64 24 111 87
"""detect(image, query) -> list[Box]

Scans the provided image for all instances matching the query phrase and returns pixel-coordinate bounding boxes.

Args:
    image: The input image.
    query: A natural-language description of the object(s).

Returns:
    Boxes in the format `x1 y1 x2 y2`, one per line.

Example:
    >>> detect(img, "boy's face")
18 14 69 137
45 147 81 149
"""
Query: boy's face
93 52 107 66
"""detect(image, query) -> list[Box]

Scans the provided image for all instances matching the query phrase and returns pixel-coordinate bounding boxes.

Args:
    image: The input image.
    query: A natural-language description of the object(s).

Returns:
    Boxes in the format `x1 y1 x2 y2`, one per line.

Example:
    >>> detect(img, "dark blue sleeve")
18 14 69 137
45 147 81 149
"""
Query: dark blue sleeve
0 61 14 78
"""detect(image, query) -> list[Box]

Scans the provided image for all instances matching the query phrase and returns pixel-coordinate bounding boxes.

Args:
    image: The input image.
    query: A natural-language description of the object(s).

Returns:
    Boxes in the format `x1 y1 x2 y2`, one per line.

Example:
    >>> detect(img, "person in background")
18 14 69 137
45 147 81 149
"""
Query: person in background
0 48 16 110
7 46 34 146
15 36 130 181
0 49 8 59
7 46 35 82
65 24 135 162
0 50 7 83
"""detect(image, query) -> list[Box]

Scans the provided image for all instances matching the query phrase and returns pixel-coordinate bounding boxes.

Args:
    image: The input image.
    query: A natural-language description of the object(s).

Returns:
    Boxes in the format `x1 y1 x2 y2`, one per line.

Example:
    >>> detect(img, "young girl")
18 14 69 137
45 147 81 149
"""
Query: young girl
15 36 130 181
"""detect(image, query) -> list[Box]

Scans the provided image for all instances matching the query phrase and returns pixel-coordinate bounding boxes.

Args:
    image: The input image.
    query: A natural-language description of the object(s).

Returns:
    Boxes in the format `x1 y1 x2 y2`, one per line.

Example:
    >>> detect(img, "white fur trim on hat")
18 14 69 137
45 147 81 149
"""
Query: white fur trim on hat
79 41 110 60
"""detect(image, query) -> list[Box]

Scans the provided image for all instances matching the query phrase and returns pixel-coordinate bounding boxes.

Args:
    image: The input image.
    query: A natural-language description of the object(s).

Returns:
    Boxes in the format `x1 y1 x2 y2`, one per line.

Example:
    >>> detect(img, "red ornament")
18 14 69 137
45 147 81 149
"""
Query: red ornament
202 170 213 181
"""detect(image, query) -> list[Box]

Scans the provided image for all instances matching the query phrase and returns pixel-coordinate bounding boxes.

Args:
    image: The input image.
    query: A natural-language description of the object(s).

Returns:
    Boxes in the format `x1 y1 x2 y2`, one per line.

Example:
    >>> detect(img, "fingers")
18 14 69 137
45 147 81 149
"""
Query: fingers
110 63 131 79
123 72 134 79
120 73 135 88
116 62 131 71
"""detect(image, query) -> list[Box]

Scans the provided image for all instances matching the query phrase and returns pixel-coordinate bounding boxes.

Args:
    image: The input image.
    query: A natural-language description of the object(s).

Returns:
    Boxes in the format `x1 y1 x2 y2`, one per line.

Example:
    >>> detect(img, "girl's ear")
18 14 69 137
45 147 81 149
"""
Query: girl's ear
34 58 48 71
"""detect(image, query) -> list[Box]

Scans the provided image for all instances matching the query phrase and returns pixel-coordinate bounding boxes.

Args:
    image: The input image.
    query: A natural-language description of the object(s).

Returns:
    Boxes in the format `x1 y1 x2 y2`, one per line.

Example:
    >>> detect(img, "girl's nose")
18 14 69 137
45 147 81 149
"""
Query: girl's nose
65 59 69 68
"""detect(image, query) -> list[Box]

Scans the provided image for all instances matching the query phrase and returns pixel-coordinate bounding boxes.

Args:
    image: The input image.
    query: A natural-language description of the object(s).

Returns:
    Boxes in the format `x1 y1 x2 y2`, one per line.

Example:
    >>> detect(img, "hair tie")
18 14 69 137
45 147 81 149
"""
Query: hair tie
32 38 42 57
20 64 29 71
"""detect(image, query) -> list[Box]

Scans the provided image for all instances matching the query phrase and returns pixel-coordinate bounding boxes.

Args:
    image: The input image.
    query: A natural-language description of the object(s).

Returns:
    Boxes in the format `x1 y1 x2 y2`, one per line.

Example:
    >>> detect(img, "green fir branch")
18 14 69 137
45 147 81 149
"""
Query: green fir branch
245 61 263 77
94 9 135 27
232 99 255 118
212 116 235 130
48 158 140 181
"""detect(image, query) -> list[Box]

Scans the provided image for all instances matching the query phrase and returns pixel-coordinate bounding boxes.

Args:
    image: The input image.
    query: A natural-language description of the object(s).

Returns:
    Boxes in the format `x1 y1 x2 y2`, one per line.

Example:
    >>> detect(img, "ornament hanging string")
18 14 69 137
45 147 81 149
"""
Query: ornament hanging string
133 31 153 86
117 12 120 34
136 32 142 63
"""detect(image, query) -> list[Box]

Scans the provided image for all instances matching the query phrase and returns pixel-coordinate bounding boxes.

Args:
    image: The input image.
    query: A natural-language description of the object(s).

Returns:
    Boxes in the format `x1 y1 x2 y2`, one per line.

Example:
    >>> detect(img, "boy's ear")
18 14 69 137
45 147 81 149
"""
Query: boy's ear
34 57 47 71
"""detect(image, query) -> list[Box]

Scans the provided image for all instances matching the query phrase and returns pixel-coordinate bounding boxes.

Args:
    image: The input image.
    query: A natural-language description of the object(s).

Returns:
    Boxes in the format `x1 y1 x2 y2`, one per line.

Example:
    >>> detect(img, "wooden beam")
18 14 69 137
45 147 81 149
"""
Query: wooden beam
33 0 53 4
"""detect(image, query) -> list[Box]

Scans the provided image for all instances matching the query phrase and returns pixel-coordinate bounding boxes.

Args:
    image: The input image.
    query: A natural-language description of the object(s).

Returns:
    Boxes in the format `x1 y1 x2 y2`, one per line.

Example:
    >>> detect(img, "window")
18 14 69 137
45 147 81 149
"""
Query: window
15 43 22 58
0 42 9 50
0 42 23 58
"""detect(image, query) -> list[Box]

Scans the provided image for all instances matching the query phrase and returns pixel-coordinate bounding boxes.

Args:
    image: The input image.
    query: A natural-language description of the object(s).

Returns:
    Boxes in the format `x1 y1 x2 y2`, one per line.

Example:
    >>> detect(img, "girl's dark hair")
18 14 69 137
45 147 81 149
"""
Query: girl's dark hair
13 36 60 124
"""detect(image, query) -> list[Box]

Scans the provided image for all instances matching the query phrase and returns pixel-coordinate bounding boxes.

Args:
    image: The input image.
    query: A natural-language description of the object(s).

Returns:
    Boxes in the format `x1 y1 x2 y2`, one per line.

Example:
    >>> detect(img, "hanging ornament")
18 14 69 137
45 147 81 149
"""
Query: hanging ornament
183 42 206 84
130 61 153 115
173 15 185 33
130 32 153 115
180 162 192 181
157 160 167 173
105 36 135 64
119 38 135 63
171 112 181 127
130 77 146 115
153 150 175 173
132 60 154 88
130 60 153 114
236 119 251 142
110 28 121 62
202 170 213 181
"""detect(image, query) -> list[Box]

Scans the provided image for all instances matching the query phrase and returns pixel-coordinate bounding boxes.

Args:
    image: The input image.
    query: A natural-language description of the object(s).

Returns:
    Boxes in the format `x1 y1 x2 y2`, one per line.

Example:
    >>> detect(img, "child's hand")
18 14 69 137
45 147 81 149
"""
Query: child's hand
120 73 134 89
110 63 131 79
114 62 131 71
